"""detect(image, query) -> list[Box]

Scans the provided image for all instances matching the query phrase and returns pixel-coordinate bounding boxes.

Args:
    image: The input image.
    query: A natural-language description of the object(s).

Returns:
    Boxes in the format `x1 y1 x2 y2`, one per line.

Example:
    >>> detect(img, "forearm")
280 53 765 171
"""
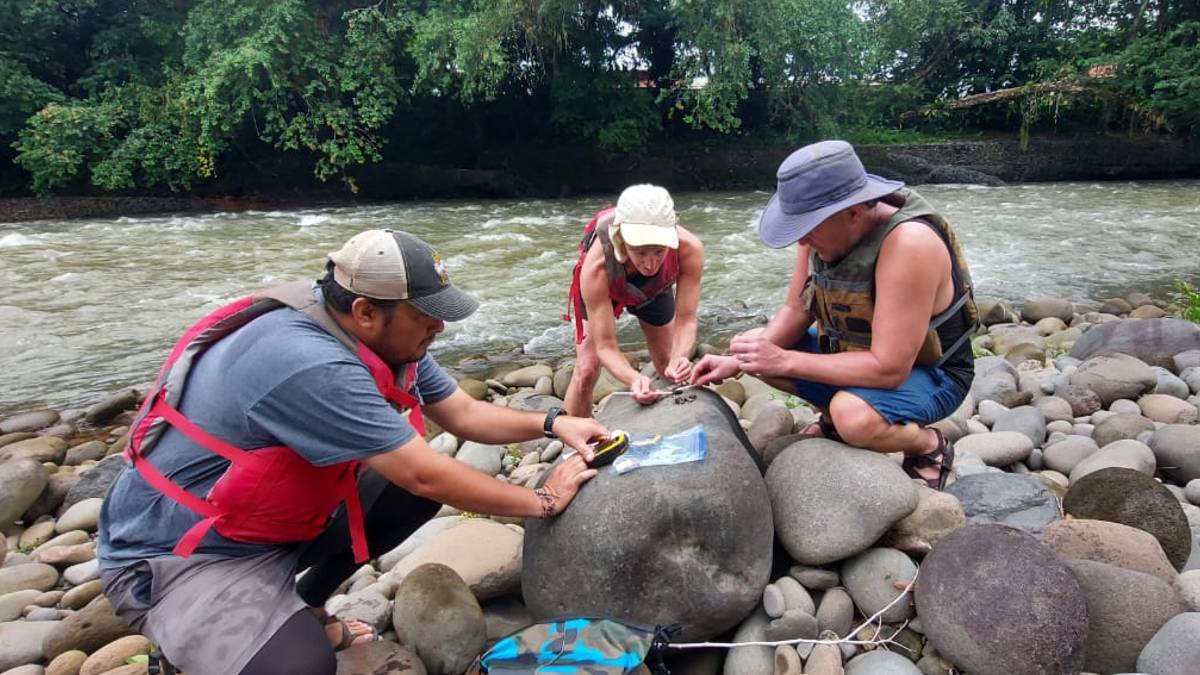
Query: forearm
596 344 642 385
762 304 813 349
370 450 543 517
783 349 909 389
442 399 543 445
670 314 698 361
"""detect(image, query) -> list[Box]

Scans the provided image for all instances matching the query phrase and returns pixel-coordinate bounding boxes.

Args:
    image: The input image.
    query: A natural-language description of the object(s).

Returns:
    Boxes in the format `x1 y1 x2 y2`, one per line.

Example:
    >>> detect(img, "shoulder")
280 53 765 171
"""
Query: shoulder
676 226 704 256
233 308 365 377
880 220 948 260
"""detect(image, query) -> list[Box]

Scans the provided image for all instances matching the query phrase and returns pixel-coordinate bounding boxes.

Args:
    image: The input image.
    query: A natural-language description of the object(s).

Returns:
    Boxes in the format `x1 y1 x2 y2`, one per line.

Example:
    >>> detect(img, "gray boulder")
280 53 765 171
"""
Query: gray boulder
915 524 1087 675
1070 318 1200 368
722 610 773 675
1021 299 1074 324
1154 367 1192 399
840 547 917 623
1042 436 1100 475
970 357 1027 408
62 454 124 509
523 389 772 641
0 411 59 435
1063 468 1193 571
1137 612 1200 675
455 441 505 475
1068 439 1156 484
954 432 1034 468
767 439 917 565
845 649 923 674
392 564 485 675
1069 354 1157 406
991 406 1047 446
0 459 48 527
945 473 1060 536
1057 384 1104 417
1150 425 1200 484
1091 413 1156 448
1067 559 1187 674
0 619 60 671
84 389 139 426
0 437 67 465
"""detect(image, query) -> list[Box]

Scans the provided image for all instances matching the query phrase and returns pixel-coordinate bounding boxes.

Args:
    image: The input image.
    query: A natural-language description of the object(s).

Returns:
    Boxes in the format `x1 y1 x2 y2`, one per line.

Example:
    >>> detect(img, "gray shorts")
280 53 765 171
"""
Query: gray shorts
101 548 305 675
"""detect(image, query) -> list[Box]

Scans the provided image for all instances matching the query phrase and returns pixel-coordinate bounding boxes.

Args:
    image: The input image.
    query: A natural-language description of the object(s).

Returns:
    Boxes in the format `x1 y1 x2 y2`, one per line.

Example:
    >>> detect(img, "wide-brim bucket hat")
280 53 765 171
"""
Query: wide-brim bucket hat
757 140 904 248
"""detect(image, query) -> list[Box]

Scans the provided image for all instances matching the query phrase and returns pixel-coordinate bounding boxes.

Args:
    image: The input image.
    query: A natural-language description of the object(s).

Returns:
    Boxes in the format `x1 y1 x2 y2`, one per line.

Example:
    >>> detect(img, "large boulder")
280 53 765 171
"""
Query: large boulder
42 595 135 660
522 389 772 641
767 439 917 566
1020 299 1075 324
945 473 1060 536
970 357 1028 408
388 518 522 601
0 459 48 527
62 455 124 509
1063 468 1193 571
1137 612 1200 675
915 524 1087 675
392 564 485 675
1042 518 1178 584
1070 318 1200 368
1067 559 1187 674
1069 438 1156 484
1069 353 1157 406
1150 424 1200 485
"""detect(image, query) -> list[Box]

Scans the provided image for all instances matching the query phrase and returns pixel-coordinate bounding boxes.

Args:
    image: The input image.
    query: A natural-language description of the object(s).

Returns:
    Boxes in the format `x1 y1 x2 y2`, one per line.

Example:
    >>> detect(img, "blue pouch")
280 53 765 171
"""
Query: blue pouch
612 424 707 475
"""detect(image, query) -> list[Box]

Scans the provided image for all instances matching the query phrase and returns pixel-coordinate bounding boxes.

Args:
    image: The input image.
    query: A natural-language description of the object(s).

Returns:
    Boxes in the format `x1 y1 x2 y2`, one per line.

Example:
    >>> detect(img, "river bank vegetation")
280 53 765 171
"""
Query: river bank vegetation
2 0 1197 196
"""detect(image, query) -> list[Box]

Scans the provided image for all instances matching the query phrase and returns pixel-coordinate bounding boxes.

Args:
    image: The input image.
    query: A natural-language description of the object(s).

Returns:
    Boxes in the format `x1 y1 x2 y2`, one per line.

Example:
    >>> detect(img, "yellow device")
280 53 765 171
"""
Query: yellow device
589 431 630 468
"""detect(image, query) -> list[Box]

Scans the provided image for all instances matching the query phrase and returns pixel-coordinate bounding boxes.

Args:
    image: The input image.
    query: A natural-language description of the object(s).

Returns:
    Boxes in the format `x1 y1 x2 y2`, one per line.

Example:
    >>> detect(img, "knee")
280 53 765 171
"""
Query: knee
828 395 887 448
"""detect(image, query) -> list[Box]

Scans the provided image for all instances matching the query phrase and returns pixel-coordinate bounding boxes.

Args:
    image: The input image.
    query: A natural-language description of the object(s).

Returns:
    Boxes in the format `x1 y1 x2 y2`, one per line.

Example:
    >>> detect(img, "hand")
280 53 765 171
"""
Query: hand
729 334 791 378
551 414 608 463
691 354 740 386
664 356 693 383
536 453 598 517
630 374 660 405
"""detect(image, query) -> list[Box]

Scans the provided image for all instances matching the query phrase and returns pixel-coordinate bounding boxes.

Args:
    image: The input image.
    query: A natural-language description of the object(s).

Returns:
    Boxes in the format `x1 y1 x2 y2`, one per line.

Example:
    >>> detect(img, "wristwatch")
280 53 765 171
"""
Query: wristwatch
543 406 564 438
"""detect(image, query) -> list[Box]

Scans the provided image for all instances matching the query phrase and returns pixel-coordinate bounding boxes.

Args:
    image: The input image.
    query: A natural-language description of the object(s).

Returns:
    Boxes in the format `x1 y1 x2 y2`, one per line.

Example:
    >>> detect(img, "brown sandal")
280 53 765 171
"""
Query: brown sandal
902 427 955 490
322 614 377 651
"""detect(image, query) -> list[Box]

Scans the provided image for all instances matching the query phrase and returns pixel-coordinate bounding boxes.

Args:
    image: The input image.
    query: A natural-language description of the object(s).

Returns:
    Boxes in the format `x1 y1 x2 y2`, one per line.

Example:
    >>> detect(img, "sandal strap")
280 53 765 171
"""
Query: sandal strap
906 428 948 468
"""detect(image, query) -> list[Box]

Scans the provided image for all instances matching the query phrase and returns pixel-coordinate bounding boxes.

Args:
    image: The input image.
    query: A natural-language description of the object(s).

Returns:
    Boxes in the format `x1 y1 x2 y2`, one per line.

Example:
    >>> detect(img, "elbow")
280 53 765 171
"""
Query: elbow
876 364 912 390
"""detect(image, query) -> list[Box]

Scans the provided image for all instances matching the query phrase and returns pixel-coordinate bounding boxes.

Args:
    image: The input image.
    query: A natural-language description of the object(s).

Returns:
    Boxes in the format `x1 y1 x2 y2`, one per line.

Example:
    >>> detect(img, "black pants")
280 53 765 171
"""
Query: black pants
239 469 440 675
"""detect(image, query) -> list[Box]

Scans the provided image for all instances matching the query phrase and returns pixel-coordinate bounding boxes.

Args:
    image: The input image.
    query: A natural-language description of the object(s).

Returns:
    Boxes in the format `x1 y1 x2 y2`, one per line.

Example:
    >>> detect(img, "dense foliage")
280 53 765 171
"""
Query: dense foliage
2 0 1196 194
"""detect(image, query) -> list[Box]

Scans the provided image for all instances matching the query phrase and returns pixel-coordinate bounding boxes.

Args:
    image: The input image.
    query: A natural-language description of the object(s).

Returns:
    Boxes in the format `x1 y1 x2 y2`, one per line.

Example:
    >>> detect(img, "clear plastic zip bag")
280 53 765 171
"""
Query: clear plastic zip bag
612 424 708 475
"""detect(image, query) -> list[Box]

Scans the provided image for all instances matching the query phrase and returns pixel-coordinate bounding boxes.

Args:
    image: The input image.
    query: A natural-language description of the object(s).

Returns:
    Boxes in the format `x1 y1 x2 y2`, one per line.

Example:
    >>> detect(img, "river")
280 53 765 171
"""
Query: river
1 181 1198 413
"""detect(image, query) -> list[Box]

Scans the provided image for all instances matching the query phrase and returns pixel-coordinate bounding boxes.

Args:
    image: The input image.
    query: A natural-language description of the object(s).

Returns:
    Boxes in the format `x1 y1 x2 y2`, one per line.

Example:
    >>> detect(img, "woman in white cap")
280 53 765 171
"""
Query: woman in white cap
563 184 705 416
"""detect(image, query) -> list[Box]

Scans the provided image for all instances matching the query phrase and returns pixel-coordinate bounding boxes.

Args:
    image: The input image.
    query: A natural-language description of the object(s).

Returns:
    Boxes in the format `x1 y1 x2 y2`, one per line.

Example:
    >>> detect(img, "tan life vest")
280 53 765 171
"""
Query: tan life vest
802 188 980 368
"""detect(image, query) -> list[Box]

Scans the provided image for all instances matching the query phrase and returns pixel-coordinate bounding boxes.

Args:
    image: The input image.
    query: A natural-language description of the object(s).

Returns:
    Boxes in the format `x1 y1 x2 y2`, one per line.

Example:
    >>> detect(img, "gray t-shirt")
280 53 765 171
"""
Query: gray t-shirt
98 306 457 570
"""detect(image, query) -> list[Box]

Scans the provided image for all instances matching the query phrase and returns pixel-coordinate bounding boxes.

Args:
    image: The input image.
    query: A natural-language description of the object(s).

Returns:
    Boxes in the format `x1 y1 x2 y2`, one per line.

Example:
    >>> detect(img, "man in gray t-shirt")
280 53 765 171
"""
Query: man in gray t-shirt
98 230 607 675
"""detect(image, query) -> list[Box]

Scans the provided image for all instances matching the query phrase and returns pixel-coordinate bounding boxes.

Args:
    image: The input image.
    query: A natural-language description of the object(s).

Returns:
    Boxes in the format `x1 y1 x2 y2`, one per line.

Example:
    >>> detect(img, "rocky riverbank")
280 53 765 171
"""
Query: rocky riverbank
1 291 1199 674
2 133 1198 224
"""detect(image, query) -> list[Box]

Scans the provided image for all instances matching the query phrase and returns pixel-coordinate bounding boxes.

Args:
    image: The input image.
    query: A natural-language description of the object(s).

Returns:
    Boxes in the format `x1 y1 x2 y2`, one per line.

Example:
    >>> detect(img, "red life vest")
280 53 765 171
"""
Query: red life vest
564 207 680 343
125 280 424 564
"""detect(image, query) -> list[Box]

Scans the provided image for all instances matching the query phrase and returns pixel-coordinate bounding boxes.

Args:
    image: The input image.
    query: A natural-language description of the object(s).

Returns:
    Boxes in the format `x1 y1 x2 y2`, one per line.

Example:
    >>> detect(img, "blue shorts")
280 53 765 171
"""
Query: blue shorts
790 329 966 426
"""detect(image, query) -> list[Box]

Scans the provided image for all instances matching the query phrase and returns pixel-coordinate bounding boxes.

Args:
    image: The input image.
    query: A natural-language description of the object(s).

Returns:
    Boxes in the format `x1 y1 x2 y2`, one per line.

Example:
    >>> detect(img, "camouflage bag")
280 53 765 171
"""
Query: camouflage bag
469 618 673 675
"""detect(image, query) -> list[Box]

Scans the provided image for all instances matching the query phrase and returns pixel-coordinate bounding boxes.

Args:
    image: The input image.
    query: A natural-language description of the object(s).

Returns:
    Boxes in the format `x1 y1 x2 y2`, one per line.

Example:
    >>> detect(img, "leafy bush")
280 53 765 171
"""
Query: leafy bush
1172 280 1200 323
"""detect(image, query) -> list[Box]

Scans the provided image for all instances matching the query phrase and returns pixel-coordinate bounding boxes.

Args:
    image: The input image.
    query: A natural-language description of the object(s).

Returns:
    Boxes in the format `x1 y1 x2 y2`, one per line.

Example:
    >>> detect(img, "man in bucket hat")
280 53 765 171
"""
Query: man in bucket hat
98 229 607 675
692 141 979 490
